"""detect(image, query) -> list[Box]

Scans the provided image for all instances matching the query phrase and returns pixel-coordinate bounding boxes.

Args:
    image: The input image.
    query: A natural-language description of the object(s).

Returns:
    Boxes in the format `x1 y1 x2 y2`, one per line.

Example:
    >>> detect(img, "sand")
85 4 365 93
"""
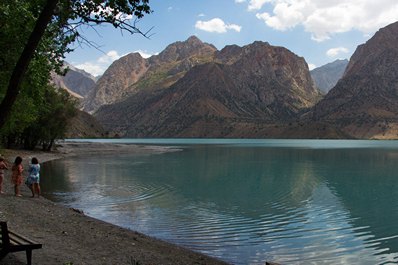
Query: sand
0 141 229 265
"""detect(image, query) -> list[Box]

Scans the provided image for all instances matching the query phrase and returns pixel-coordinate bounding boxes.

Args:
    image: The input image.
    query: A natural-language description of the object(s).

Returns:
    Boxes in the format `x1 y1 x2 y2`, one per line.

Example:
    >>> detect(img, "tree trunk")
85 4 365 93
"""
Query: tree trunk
47 139 54 151
0 0 59 129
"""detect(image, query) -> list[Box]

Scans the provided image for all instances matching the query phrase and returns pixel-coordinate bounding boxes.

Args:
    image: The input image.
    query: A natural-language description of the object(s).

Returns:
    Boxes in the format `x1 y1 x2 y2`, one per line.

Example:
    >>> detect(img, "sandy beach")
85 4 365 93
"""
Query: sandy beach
0 141 229 265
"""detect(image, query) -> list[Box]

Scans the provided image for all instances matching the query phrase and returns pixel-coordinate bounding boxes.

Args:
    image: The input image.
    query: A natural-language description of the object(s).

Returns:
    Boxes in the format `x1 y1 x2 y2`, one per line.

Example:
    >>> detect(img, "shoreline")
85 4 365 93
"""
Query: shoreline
0 142 228 265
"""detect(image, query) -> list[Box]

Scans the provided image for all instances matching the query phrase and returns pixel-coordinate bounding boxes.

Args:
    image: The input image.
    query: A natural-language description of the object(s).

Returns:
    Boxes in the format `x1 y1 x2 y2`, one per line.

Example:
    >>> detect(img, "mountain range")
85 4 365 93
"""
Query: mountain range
61 21 398 139
92 38 322 137
310 59 348 94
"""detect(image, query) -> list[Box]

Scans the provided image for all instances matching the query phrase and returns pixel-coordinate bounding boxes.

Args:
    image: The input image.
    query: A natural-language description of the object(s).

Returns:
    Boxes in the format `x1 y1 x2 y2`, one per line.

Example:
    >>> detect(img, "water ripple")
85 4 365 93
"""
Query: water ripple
43 144 398 265
64 185 398 265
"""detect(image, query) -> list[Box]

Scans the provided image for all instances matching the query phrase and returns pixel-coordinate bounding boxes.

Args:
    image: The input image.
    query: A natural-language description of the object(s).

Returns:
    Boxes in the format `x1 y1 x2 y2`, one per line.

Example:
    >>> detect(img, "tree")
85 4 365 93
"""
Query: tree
0 36 75 149
0 0 151 130
22 87 78 150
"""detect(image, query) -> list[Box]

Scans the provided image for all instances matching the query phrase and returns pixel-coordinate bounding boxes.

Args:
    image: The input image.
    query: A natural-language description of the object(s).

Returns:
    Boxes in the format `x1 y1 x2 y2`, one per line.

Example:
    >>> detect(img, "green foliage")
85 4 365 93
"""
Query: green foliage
0 0 68 148
135 71 169 89
67 0 151 22
22 86 78 150
0 0 152 149
0 1 32 96
0 83 78 150
0 0 67 81
1 95 38 136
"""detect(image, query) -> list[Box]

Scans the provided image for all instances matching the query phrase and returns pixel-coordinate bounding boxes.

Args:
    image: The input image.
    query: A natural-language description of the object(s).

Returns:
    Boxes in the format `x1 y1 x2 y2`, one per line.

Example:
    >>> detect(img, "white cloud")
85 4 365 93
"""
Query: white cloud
256 2 305 31
134 50 157 58
98 50 121 64
75 50 122 76
73 50 157 76
74 62 105 77
235 0 246 3
195 18 242 33
326 47 349 57
308 63 316 70
227 24 243 32
198 13 206 17
248 0 270 11
253 0 398 42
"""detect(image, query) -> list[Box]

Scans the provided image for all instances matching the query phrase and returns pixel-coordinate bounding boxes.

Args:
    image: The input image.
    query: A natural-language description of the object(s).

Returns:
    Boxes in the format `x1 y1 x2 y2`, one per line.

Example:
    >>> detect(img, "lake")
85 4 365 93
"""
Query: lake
41 139 398 264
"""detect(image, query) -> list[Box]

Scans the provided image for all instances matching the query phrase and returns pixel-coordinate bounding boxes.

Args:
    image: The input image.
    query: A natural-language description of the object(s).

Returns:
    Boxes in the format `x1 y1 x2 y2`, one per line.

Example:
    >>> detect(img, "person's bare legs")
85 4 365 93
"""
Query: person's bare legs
34 183 41 198
29 184 34 197
14 184 21 196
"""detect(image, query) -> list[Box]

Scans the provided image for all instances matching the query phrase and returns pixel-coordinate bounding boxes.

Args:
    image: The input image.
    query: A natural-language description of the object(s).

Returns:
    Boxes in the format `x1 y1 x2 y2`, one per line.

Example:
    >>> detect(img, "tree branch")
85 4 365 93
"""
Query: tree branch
0 0 60 128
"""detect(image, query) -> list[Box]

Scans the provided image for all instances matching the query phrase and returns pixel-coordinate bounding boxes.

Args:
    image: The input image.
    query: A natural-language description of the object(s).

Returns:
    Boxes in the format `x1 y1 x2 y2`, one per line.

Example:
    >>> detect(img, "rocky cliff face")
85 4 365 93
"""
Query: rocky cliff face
83 53 149 113
217 42 321 111
310 59 348 94
310 21 398 139
95 40 321 137
83 36 217 113
150 36 217 64
51 63 96 98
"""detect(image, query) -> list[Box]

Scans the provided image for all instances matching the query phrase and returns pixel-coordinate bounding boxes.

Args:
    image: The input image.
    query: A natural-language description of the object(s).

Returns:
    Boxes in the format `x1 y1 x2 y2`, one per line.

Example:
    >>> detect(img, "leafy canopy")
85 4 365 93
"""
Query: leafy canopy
0 0 152 148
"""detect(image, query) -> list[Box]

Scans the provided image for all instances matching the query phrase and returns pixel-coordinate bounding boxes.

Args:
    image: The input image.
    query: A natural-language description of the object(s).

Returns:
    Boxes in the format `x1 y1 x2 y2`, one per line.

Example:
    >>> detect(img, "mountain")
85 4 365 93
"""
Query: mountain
309 21 398 139
51 63 96 98
310 59 348 94
62 63 97 97
83 36 217 113
49 63 107 137
82 52 148 113
95 40 321 137
66 110 107 138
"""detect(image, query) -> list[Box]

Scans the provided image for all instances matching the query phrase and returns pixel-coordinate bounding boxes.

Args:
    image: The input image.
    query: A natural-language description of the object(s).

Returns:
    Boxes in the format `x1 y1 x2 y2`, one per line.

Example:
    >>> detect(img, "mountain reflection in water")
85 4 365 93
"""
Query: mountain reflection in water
42 140 398 264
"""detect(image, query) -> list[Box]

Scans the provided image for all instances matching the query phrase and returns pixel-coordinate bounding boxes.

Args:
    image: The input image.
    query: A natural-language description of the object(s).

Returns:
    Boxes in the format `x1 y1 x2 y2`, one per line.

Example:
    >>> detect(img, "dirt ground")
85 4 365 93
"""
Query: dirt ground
0 142 228 265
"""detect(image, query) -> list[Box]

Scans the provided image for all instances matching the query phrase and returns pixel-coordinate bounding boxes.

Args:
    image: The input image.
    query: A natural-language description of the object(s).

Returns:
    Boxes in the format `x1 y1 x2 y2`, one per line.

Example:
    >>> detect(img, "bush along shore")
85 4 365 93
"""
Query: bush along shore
0 142 228 265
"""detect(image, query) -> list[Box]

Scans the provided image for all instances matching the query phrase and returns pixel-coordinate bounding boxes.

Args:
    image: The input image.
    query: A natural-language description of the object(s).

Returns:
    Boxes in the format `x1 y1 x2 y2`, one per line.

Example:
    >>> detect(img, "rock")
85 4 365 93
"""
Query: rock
95 39 321 138
310 59 348 93
310 21 398 139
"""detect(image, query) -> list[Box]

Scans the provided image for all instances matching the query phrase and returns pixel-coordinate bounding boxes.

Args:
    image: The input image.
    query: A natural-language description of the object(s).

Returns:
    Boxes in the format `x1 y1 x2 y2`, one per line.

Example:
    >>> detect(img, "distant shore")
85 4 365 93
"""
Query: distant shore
0 141 228 265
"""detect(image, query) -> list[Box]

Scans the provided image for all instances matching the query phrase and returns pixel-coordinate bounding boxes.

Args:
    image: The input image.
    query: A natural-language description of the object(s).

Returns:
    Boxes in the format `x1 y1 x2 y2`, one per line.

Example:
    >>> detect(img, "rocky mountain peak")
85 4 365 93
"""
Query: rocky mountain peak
219 41 320 107
94 39 321 137
186 35 204 45
83 52 148 113
83 36 218 113
310 59 348 94
310 21 398 139
152 36 217 63
344 21 398 77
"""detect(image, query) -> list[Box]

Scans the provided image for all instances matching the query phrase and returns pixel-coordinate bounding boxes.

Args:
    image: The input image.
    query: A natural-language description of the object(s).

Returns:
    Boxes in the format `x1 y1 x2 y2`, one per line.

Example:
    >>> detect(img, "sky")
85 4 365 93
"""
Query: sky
64 0 398 77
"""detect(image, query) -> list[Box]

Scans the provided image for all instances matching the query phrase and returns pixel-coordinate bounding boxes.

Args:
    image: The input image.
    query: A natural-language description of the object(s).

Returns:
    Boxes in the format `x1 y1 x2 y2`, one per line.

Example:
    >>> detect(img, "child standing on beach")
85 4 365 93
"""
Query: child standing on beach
27 157 41 198
11 156 23 197
0 157 8 194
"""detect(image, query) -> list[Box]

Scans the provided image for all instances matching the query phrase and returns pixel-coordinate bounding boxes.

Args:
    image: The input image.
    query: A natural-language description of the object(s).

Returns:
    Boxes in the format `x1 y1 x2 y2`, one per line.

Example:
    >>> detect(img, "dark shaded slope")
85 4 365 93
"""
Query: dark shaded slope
310 21 398 139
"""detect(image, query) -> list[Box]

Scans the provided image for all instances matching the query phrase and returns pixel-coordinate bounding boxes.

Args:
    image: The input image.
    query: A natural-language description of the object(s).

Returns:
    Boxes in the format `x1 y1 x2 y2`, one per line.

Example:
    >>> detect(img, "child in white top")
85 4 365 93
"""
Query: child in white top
27 157 41 198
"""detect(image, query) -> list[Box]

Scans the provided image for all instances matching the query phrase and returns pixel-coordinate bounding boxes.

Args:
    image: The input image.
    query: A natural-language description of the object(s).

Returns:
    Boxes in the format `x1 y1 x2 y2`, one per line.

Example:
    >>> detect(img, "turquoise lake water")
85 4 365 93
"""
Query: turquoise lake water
42 139 398 264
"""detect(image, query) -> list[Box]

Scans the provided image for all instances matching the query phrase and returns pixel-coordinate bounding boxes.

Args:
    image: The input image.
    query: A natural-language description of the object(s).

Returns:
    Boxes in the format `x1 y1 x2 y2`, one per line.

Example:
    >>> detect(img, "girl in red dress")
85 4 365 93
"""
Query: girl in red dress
11 156 23 197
